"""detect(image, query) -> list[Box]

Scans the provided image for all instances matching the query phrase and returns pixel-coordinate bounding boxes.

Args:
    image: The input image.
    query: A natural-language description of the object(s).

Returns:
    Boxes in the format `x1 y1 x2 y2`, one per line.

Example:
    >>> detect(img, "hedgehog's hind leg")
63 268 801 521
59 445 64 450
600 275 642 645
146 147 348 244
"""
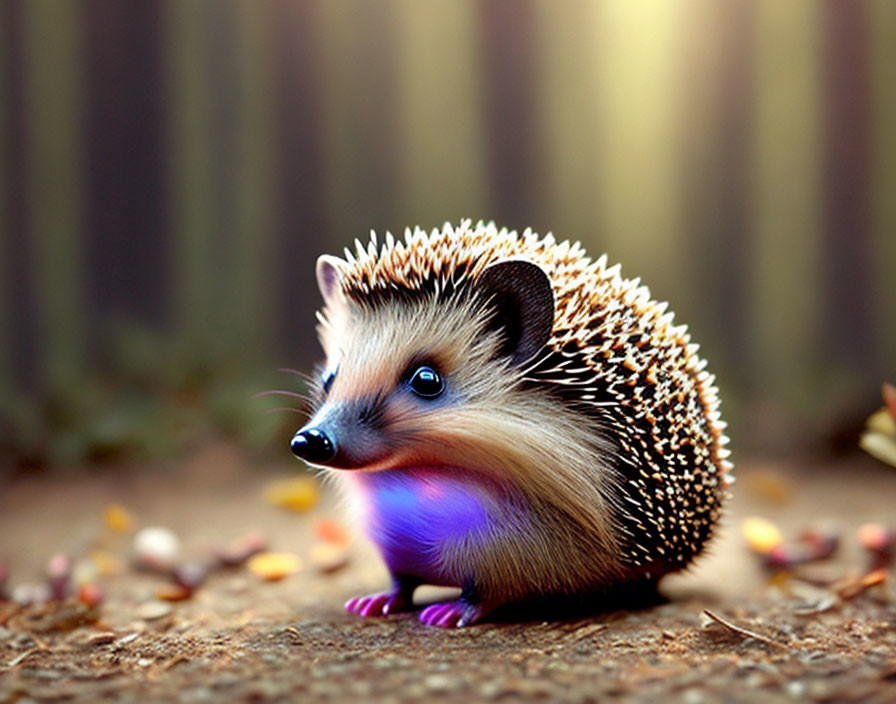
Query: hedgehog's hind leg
344 575 420 618
417 584 497 628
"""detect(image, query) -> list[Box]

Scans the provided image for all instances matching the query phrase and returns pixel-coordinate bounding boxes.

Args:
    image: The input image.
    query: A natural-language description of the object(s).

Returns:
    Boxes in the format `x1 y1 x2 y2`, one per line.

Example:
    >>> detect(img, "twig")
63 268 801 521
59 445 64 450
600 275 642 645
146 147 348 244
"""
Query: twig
702 609 788 650
283 626 303 643
27 631 49 650
0 604 24 627
835 568 888 600
568 622 609 642
163 655 189 670
3 648 38 668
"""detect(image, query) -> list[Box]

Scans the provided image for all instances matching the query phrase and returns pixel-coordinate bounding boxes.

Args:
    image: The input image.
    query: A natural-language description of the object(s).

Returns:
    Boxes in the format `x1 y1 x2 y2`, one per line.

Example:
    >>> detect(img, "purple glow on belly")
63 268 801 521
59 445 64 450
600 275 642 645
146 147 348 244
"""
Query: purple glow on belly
353 469 493 585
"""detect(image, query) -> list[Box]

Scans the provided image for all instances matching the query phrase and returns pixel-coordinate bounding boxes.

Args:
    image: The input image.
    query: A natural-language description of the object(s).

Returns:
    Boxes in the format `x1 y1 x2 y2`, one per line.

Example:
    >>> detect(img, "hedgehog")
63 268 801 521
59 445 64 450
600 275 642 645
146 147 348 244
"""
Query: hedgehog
289 220 731 628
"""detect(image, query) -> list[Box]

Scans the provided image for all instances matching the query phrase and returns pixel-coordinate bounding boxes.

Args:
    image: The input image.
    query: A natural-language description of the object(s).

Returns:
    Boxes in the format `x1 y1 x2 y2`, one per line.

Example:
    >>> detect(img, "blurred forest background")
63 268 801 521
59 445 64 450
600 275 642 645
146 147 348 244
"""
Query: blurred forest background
0 0 894 469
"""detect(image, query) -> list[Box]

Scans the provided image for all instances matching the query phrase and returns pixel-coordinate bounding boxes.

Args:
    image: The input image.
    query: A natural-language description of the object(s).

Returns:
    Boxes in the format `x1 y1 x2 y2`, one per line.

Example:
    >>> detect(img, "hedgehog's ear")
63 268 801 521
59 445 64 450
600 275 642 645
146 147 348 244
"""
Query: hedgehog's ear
476 259 554 366
316 255 348 309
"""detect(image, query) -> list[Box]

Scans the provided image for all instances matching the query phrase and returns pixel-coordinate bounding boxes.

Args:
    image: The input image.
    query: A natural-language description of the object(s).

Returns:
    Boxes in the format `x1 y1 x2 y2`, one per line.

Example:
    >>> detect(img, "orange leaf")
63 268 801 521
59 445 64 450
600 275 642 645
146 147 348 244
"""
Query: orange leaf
883 383 896 422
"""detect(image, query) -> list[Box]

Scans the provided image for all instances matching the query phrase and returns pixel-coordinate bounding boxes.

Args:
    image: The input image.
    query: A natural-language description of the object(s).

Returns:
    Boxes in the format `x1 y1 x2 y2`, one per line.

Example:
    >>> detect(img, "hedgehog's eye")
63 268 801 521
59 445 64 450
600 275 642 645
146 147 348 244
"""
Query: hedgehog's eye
407 366 444 399
322 369 337 394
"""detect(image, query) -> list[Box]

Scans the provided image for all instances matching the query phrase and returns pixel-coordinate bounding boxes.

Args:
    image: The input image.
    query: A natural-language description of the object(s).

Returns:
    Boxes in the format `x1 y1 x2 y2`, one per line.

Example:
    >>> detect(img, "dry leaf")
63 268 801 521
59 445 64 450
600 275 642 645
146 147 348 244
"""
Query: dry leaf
883 382 896 421
104 503 134 533
861 384 896 468
247 552 303 581
742 516 783 554
315 518 352 546
860 429 896 468
263 477 320 512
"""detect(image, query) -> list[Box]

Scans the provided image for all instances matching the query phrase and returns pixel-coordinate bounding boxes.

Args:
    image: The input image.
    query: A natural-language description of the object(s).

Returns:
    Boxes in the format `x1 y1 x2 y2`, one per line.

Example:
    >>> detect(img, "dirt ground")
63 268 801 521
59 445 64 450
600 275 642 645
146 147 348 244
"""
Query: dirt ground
1 443 895 703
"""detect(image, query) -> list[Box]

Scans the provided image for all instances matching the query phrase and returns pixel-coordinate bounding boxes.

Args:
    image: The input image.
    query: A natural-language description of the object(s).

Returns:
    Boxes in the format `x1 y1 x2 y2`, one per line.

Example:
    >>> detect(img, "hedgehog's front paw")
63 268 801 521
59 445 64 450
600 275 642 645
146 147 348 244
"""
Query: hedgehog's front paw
344 590 412 618
418 599 494 628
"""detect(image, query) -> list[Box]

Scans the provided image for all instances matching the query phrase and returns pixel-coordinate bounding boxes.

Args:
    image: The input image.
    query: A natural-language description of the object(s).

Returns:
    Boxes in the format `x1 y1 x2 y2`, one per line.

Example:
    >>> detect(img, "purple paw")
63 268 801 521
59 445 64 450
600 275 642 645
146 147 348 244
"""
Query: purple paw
418 600 490 628
345 590 412 618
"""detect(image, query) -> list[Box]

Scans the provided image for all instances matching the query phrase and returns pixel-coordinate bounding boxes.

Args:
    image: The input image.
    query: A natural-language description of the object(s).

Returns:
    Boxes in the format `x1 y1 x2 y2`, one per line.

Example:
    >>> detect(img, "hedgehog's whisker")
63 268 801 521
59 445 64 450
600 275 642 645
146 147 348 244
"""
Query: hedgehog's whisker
278 368 317 385
254 389 310 401
264 407 306 415
278 367 304 376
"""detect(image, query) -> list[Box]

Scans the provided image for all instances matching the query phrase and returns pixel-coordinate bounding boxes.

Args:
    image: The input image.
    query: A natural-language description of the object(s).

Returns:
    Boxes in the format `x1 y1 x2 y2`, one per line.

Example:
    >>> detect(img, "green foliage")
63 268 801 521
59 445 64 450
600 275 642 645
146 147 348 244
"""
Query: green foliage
0 322 307 469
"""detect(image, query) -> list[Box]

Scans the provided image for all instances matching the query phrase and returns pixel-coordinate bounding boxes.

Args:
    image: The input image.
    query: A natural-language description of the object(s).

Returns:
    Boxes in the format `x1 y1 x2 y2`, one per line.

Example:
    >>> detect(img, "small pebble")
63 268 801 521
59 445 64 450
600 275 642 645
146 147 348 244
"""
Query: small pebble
47 553 71 577
136 600 173 620
310 543 349 574
424 674 455 693
682 689 704 704
78 582 104 608
174 562 207 590
46 554 72 600
216 532 268 567
247 552 302 581
134 527 181 572
25 667 62 680
115 632 140 646
479 680 507 700
787 681 807 698
86 631 117 646
12 583 51 605
858 523 894 569
858 523 892 552
156 584 192 602
182 686 216 702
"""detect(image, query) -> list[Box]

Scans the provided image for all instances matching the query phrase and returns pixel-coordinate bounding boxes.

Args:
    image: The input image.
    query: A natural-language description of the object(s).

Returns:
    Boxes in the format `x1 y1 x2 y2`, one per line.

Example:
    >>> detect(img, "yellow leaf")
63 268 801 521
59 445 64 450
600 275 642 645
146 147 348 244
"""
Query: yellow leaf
860 431 896 468
741 516 783 554
263 477 320 512
247 552 303 581
866 408 896 437
104 503 133 533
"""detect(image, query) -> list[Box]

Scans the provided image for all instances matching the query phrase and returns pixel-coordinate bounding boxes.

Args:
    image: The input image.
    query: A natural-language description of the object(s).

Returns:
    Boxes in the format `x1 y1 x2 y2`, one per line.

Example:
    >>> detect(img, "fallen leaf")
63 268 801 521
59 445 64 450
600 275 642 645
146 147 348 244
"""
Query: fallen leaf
314 518 352 545
104 504 134 533
702 609 788 650
742 516 783 554
836 568 888 600
310 543 349 574
78 583 104 608
156 584 192 602
247 552 303 581
883 382 896 421
866 407 896 436
263 477 320 512
860 429 896 468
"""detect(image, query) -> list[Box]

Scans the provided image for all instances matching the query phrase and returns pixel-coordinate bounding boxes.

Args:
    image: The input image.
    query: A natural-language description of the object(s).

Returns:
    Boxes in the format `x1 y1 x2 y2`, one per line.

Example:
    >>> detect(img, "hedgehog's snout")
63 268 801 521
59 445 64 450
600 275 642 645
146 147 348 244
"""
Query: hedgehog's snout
290 427 336 464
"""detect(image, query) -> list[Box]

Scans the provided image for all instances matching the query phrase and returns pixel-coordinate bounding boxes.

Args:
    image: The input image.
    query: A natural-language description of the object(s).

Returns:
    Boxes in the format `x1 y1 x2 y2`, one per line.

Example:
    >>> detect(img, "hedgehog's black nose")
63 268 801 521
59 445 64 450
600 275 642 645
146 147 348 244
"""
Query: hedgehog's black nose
290 428 336 464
